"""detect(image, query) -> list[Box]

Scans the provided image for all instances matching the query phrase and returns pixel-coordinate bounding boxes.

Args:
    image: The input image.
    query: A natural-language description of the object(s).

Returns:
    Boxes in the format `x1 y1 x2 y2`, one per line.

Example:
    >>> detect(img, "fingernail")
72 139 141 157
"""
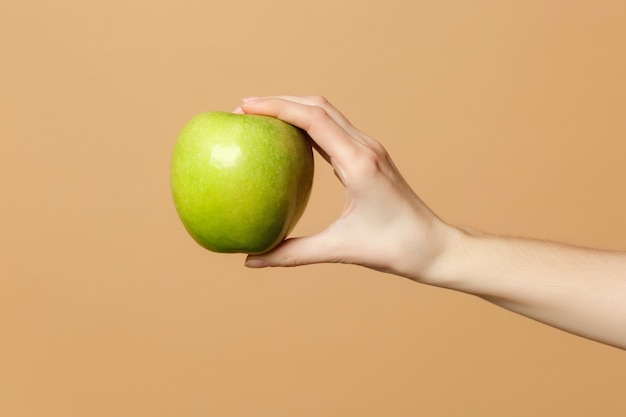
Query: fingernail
232 106 244 114
242 96 261 104
245 259 269 268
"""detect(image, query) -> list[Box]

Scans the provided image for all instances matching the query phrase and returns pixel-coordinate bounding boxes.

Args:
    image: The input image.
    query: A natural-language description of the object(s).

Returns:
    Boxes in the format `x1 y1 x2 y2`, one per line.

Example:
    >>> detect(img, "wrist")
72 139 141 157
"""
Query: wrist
416 224 482 289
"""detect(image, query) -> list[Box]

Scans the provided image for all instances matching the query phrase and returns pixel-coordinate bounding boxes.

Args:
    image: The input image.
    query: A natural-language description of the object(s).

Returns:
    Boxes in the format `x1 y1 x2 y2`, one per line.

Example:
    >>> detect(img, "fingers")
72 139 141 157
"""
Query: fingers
247 95 356 134
241 96 360 168
244 232 340 268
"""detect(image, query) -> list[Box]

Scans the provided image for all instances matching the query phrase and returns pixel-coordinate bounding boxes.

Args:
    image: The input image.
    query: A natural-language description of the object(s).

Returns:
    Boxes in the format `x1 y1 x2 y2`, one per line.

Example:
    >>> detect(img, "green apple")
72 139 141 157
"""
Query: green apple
171 111 314 254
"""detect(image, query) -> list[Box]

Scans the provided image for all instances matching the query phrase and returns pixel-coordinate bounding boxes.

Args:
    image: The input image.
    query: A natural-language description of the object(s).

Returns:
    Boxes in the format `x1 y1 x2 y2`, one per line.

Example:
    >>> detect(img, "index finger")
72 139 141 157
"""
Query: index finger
241 97 360 166
250 95 359 135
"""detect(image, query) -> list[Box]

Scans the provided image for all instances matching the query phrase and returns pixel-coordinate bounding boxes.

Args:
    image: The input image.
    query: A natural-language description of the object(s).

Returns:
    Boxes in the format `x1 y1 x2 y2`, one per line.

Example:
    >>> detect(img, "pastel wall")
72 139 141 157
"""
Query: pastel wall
2 1 625 416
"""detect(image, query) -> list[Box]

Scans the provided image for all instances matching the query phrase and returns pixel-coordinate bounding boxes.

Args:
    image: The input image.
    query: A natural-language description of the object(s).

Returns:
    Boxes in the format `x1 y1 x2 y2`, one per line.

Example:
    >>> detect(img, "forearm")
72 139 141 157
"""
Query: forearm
423 227 626 349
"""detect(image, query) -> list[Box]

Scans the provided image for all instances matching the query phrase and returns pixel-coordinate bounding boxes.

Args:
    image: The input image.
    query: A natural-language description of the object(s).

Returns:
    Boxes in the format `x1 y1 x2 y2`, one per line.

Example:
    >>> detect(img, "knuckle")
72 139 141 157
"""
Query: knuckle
308 105 332 125
346 139 394 181
351 147 383 177
309 95 330 107
367 139 387 157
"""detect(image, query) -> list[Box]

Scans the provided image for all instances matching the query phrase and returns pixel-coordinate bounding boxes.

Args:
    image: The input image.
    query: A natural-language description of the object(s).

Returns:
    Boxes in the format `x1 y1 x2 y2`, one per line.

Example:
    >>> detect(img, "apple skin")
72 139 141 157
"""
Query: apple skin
171 111 314 254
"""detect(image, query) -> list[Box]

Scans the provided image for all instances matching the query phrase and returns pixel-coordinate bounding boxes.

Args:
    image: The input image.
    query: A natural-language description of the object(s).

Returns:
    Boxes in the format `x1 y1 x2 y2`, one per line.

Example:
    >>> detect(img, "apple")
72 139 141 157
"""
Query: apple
171 111 314 254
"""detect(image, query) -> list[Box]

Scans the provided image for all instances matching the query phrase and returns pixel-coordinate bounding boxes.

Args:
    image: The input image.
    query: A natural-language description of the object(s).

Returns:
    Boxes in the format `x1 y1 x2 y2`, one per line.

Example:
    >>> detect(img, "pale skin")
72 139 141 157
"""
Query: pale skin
233 96 626 350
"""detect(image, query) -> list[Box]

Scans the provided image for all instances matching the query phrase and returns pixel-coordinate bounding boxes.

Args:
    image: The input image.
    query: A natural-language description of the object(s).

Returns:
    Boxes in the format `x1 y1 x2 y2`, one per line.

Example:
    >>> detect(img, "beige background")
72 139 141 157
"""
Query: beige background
2 0 626 416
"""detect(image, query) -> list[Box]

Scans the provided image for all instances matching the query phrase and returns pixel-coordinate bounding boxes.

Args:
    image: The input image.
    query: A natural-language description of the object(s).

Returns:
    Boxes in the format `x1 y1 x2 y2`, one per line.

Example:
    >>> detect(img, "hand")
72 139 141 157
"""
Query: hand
236 96 455 281
237 96 626 349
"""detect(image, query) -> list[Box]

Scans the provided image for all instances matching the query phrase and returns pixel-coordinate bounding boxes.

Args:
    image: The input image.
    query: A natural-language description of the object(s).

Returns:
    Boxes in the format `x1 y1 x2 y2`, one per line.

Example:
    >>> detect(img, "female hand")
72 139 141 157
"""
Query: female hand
237 96 456 282
236 95 626 349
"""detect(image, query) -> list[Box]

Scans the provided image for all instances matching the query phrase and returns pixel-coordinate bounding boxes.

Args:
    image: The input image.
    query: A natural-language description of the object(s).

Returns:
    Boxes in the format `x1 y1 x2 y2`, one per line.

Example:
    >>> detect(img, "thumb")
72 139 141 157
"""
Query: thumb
244 232 339 268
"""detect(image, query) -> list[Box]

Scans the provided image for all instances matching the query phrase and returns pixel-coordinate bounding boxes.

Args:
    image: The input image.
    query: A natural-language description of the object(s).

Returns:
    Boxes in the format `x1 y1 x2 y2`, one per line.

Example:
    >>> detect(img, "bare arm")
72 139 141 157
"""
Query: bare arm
237 95 626 350
431 229 626 348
